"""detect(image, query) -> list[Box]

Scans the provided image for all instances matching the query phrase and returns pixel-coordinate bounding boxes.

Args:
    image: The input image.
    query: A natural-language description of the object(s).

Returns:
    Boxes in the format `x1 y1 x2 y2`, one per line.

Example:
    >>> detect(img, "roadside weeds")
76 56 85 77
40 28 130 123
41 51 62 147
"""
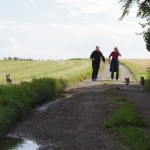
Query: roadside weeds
103 88 150 150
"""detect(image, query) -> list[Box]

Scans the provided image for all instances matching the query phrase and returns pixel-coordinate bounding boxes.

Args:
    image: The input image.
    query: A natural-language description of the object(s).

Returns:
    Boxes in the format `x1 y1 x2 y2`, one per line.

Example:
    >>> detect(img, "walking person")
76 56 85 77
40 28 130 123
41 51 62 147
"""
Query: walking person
90 46 105 81
109 46 121 80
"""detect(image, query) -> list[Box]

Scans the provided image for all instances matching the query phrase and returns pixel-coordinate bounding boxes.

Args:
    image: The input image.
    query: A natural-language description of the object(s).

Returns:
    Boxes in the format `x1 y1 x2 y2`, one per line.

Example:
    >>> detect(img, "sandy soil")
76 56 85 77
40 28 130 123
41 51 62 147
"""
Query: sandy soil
8 63 150 150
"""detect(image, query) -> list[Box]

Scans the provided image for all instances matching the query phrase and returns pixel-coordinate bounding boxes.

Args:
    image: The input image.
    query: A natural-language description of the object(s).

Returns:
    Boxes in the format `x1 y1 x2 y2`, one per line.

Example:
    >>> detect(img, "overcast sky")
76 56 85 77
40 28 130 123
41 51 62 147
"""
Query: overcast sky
0 0 149 60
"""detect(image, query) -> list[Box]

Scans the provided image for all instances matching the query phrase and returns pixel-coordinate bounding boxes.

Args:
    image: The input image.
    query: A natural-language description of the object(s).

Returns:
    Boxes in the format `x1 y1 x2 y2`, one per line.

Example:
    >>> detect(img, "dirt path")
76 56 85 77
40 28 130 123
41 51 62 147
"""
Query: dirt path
8 63 150 150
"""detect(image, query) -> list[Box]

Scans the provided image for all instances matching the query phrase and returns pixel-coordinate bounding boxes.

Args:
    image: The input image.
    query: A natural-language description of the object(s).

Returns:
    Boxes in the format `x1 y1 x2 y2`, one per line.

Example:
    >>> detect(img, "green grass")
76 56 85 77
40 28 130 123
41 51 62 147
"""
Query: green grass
120 59 150 89
104 102 146 128
119 126 150 150
104 94 150 150
0 78 67 137
102 81 109 85
0 59 92 84
120 61 146 80
0 59 97 137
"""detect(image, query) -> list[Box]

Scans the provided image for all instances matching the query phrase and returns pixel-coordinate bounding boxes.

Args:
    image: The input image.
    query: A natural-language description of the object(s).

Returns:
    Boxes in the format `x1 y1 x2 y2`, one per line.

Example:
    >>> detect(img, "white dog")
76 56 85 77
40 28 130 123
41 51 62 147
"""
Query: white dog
6 74 12 84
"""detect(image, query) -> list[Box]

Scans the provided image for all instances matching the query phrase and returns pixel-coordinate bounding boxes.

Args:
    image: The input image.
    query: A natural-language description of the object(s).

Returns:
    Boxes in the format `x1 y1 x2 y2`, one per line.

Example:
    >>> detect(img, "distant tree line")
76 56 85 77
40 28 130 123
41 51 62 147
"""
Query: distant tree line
3 57 34 61
2 57 63 61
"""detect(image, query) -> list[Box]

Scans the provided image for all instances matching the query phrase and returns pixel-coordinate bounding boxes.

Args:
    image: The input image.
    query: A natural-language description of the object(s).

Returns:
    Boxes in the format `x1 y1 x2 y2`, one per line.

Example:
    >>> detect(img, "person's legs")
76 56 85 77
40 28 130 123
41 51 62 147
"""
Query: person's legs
116 61 119 80
111 61 114 79
111 71 114 80
95 63 100 79
92 63 97 80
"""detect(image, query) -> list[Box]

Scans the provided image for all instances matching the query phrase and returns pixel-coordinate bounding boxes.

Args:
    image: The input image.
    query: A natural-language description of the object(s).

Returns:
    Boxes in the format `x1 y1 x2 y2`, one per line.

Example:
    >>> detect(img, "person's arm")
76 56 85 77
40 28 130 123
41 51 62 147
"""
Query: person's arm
109 52 113 63
101 52 105 63
90 51 95 61
102 54 105 63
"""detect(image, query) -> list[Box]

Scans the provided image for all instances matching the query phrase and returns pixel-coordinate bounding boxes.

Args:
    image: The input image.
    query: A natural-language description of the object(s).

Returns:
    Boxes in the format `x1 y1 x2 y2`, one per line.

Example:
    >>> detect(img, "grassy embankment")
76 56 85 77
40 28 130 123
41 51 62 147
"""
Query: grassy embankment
104 89 150 150
0 59 96 137
120 59 150 89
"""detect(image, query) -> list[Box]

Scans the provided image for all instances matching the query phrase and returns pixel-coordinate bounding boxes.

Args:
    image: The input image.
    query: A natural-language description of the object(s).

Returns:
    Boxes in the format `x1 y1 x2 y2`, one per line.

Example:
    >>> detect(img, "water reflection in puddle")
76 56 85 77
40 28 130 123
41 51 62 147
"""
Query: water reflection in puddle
0 137 39 150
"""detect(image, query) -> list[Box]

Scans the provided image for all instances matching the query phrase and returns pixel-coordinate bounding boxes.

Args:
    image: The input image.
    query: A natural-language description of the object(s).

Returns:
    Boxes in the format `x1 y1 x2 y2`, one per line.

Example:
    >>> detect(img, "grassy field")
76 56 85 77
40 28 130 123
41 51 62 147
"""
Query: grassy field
120 59 150 78
120 59 150 88
0 59 92 84
0 59 95 137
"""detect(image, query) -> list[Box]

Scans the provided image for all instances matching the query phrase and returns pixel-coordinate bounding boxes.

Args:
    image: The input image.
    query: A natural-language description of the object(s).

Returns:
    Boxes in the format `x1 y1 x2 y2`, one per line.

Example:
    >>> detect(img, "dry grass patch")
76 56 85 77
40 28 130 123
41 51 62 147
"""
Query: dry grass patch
121 59 150 72
0 59 92 84
120 59 150 88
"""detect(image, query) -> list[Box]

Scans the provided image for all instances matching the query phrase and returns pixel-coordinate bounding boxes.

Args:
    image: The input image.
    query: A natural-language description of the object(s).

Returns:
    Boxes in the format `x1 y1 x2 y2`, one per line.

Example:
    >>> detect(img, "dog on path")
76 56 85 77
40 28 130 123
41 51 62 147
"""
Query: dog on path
140 76 145 88
125 77 130 89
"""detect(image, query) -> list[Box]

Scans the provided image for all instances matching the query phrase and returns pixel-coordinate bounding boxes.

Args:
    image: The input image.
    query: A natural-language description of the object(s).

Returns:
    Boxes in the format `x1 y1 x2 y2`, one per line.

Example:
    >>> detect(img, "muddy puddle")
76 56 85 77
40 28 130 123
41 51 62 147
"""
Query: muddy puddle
0 137 39 150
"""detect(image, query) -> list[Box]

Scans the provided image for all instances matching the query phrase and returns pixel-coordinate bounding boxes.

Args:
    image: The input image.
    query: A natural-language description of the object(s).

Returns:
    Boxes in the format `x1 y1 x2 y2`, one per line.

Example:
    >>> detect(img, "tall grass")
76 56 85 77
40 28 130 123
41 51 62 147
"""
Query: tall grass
121 59 150 89
0 78 67 137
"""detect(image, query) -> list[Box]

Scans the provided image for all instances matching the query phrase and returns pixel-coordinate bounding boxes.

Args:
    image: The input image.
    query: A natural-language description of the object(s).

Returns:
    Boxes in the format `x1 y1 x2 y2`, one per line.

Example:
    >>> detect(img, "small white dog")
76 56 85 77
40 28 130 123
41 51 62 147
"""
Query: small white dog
6 73 12 84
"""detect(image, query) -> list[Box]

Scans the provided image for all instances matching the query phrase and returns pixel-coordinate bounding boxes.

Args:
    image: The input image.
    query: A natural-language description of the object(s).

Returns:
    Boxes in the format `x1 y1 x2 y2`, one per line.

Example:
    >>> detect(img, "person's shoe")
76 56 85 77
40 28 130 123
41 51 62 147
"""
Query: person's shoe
92 79 96 81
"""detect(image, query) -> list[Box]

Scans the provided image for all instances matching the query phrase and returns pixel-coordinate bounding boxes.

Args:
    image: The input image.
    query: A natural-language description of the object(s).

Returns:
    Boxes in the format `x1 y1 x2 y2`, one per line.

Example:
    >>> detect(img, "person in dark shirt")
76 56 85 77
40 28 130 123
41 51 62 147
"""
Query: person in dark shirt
90 46 105 81
109 47 121 80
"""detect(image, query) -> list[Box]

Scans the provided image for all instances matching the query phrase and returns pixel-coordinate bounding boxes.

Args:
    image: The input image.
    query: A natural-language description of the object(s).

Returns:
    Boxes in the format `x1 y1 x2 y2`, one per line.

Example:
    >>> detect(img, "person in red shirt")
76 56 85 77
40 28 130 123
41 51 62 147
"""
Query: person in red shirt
109 47 121 80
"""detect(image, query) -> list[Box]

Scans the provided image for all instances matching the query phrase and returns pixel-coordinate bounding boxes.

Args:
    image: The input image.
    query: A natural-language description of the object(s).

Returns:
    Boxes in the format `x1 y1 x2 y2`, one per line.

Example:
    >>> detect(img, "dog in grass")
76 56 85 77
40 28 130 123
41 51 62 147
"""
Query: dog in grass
6 73 12 84
125 77 130 89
